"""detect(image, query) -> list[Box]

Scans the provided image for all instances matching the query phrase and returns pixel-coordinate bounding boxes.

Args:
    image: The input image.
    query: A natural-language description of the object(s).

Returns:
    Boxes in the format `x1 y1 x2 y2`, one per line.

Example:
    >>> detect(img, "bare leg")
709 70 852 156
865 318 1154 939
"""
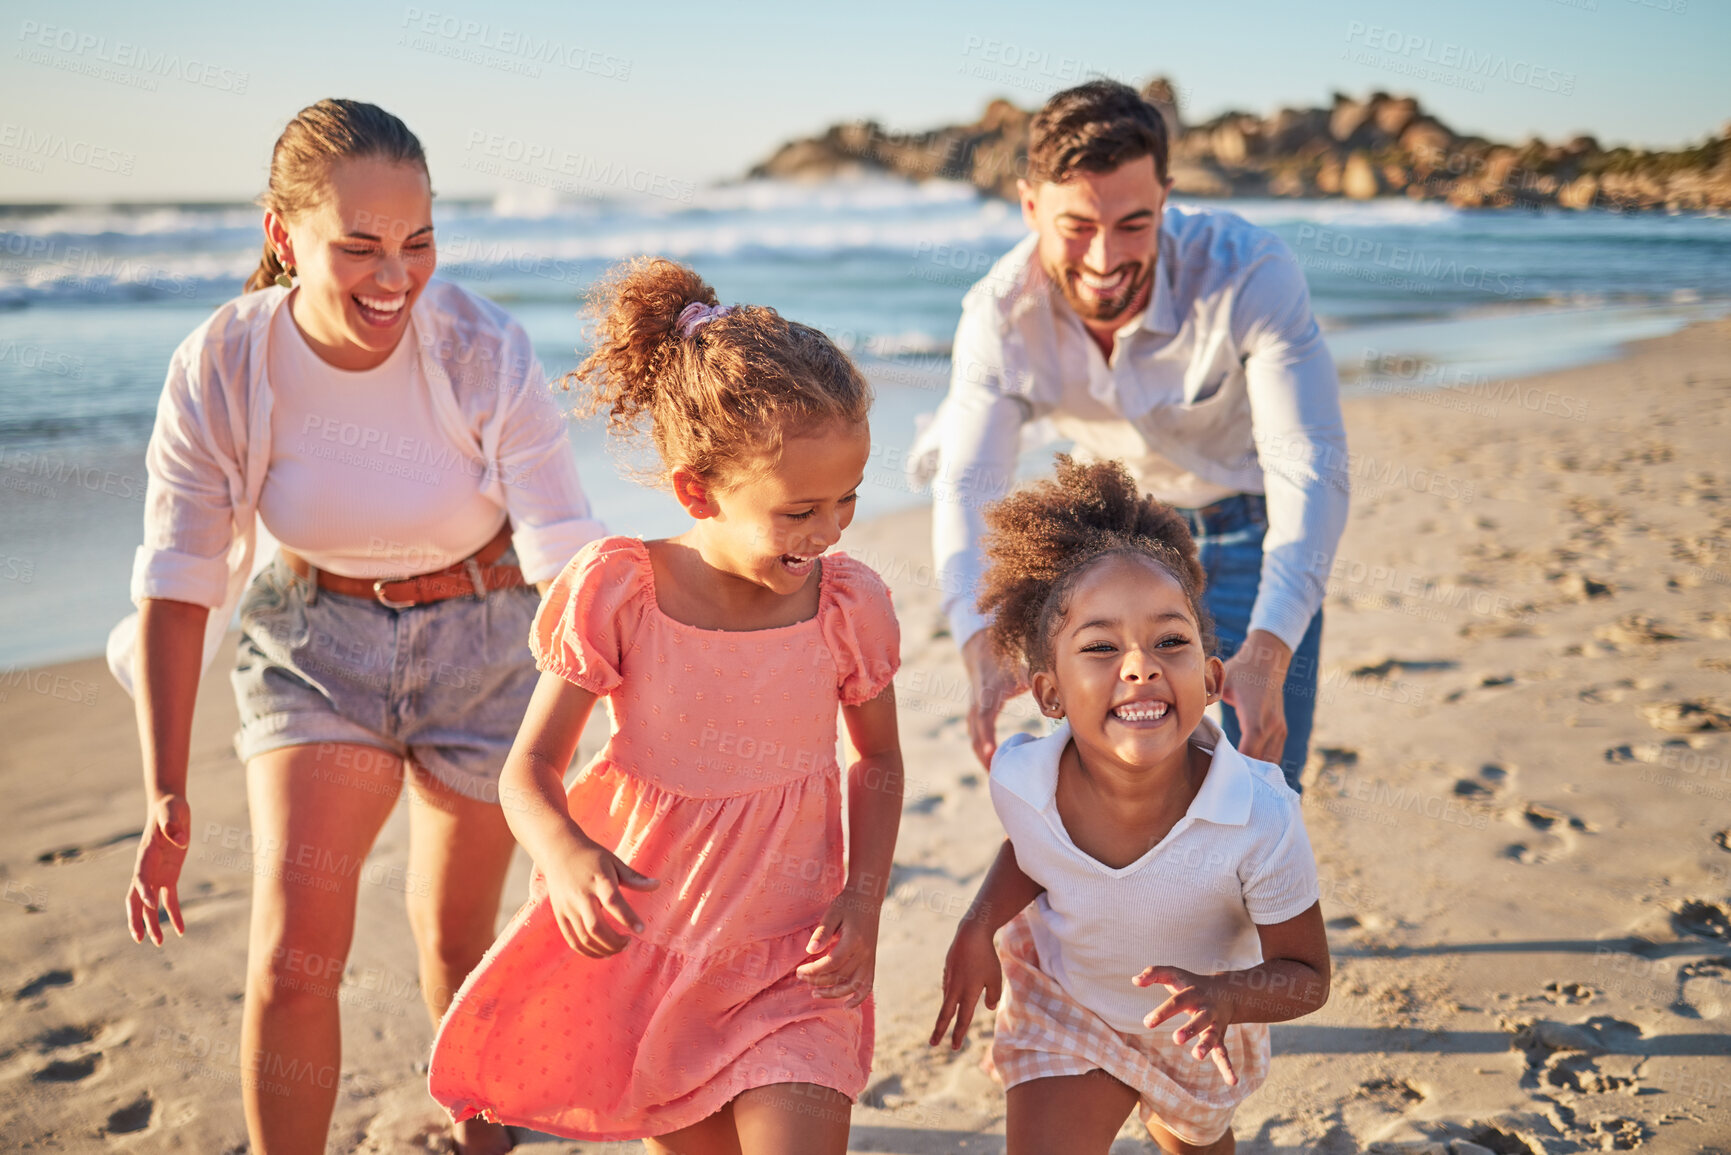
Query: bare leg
242 742 404 1155
1145 1113 1236 1155
732 1082 851 1155
403 762 519 1155
1006 1071 1139 1155
644 1099 741 1155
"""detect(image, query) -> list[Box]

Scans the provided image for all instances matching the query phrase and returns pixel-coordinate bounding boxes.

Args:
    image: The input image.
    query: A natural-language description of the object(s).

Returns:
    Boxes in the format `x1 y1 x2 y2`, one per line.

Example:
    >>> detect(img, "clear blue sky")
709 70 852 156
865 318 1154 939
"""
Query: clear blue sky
1 0 1724 203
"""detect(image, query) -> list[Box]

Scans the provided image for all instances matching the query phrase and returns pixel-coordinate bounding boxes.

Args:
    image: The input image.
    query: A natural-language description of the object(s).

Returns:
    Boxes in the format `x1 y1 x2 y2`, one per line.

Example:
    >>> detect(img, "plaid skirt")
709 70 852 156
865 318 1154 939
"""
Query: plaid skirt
986 911 1269 1146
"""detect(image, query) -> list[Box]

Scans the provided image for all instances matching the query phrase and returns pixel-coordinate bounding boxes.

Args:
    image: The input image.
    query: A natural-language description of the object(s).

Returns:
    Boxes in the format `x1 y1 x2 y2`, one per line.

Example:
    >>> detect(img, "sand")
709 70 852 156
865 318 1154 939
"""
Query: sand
4 319 1730 1153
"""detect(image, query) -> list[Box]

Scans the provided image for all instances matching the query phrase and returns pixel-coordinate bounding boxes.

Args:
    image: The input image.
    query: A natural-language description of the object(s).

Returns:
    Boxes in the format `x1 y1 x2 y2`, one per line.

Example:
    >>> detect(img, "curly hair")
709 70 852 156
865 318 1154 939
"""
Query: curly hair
977 455 1215 671
567 257 871 487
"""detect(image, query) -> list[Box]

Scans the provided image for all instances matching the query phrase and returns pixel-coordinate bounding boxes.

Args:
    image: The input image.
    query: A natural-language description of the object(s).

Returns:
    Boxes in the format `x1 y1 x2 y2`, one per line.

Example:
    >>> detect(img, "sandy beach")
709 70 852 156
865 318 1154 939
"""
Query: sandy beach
4 319 1730 1153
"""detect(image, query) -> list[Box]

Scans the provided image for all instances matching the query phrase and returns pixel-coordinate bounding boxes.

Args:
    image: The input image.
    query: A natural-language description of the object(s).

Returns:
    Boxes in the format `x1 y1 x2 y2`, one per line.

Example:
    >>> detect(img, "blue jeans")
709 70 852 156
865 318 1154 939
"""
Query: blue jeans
1178 495 1321 794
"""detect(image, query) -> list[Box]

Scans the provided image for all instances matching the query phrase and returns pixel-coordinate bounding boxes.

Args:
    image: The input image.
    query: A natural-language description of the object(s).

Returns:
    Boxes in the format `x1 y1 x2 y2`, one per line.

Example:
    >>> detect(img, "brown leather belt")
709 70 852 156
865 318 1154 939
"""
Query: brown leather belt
279 522 523 609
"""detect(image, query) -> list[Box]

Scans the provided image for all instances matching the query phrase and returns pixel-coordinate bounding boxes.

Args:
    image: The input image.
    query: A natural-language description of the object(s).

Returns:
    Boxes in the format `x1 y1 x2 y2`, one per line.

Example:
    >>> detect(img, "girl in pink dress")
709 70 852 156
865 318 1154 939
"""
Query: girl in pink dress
429 257 904 1153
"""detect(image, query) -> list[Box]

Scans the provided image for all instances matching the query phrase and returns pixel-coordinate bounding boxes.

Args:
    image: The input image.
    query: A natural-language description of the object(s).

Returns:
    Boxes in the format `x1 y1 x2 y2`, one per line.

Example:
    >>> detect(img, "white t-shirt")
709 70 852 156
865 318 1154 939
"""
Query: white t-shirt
258 298 507 578
989 717 1319 1036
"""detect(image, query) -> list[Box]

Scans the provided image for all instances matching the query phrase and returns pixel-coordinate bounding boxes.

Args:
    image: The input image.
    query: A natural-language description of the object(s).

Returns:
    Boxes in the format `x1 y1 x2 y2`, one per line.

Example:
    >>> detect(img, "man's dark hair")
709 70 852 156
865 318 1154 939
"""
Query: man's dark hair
1026 80 1169 186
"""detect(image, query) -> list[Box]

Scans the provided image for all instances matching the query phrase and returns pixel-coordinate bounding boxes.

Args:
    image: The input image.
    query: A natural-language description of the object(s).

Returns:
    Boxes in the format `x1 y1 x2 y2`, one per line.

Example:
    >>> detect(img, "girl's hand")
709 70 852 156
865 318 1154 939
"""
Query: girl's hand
1135 965 1240 1085
542 840 660 958
795 895 880 1008
126 794 191 946
929 921 1002 1050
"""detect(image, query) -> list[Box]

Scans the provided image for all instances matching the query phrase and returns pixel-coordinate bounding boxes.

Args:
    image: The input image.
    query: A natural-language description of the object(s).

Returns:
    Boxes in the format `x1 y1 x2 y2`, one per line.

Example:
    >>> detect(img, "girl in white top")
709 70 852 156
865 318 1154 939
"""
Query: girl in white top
117 100 599 1155
929 456 1330 1155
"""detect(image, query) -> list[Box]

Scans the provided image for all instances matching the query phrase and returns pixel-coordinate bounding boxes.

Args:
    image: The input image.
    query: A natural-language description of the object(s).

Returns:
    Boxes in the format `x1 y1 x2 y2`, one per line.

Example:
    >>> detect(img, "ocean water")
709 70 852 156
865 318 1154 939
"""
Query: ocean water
2 180 1728 667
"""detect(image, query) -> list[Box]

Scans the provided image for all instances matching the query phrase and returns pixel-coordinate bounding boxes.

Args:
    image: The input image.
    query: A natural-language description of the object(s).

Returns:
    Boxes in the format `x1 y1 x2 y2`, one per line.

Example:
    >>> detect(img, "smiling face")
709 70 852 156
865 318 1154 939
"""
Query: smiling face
1021 154 1171 330
1031 552 1223 778
265 156 435 371
681 420 872 598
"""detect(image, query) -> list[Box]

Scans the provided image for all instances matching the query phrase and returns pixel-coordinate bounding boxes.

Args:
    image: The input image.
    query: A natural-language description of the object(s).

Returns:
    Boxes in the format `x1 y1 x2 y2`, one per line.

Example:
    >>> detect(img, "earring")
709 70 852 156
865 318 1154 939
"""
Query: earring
274 255 295 290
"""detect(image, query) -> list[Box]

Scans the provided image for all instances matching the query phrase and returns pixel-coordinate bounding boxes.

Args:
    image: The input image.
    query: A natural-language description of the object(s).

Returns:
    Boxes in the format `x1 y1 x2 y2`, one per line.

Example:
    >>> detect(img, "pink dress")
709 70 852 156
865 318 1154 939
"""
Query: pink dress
428 536 899 1141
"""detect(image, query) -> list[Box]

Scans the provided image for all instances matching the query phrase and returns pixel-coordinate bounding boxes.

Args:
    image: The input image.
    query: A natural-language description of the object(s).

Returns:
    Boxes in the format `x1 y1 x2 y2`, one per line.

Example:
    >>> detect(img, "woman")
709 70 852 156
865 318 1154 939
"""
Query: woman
111 99 601 1155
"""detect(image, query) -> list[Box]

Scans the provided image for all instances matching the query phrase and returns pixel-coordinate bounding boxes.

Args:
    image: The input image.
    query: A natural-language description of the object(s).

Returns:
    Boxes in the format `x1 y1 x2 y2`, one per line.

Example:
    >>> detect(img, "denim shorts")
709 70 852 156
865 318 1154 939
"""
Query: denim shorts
231 549 542 802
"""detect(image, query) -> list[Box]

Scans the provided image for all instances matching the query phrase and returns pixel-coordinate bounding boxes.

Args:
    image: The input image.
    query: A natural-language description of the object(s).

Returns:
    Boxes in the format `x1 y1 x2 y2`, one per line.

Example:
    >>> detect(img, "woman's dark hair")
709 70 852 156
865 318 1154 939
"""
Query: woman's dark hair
568 257 871 486
246 99 428 292
978 455 1214 671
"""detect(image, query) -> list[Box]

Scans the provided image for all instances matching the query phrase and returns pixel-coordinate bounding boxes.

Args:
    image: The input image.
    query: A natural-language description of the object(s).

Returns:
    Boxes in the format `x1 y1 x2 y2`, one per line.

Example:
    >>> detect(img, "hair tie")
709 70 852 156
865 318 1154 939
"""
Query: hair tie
676 301 733 338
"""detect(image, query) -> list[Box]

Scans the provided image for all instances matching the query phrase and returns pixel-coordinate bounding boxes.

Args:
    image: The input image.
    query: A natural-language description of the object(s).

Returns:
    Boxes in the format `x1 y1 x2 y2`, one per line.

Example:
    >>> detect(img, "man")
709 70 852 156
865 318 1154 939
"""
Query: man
915 80 1348 791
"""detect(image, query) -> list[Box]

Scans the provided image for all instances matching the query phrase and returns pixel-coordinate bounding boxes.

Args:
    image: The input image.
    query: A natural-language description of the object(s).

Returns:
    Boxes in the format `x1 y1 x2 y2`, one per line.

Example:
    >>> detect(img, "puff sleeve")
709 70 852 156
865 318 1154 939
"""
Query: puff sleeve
818 554 902 706
528 536 652 696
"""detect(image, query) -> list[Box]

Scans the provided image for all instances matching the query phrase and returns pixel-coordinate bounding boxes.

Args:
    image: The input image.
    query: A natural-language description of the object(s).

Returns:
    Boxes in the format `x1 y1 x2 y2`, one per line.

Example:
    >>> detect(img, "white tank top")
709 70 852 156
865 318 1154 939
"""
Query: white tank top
257 298 506 579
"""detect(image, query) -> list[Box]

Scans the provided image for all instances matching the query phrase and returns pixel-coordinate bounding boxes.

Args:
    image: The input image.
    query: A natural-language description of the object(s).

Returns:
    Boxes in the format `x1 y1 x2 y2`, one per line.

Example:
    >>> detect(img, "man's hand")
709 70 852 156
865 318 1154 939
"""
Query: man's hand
1220 629 1291 764
961 630 1028 770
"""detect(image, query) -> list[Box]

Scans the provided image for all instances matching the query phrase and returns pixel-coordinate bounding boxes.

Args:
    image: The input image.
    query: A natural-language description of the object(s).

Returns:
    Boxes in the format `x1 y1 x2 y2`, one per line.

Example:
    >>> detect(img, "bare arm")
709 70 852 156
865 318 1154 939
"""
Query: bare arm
797 685 904 1006
930 838 1045 1049
500 670 659 957
1136 901 1331 1084
125 597 209 946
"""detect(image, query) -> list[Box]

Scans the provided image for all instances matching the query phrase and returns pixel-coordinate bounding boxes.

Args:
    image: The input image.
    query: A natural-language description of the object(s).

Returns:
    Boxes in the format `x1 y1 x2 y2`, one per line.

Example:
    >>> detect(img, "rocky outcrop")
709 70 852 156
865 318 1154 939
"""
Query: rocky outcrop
747 81 1731 212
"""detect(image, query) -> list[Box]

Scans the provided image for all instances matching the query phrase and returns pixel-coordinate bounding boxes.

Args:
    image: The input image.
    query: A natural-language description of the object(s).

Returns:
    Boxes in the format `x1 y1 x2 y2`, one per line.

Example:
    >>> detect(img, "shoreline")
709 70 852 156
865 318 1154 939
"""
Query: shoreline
3 303 1727 672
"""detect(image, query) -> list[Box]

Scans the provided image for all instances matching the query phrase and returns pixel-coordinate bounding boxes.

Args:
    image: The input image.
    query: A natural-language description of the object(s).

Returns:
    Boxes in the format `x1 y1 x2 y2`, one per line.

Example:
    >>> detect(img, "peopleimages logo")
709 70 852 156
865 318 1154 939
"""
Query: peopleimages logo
1342 21 1576 95
15 20 251 93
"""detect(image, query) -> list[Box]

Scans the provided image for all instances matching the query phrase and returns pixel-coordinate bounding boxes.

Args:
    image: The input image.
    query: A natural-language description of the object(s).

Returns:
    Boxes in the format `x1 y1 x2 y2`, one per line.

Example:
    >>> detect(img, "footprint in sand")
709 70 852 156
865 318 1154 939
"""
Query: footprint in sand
1552 572 1613 601
1673 956 1731 1020
1520 803 1594 834
35 1023 98 1049
1595 613 1682 649
1506 1015 1646 1099
1670 899 1731 941
1504 802 1594 864
1638 700 1731 733
1537 980 1598 1005
104 1093 155 1136
1347 658 1459 679
1353 1076 1425 1109
36 830 141 866
33 1052 102 1083
1313 746 1359 770
1454 762 1510 800
15 968 74 1000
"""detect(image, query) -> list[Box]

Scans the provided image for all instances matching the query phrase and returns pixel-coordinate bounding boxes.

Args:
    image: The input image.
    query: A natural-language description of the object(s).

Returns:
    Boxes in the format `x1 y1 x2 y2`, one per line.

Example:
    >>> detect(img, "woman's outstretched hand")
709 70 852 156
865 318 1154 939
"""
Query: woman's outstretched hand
126 794 191 946
929 922 1002 1051
544 840 660 958
1135 965 1240 1085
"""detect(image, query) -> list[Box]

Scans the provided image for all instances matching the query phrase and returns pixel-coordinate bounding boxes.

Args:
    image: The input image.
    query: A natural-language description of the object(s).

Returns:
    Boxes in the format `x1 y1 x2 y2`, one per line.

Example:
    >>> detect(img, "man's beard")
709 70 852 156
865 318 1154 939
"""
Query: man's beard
1046 258 1154 325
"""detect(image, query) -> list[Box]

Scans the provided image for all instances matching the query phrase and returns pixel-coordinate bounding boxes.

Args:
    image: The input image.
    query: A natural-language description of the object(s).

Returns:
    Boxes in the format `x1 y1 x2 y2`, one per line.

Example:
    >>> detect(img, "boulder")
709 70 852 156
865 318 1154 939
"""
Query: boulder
1372 95 1420 138
745 81 1731 210
1343 152 1383 199
1329 94 1374 143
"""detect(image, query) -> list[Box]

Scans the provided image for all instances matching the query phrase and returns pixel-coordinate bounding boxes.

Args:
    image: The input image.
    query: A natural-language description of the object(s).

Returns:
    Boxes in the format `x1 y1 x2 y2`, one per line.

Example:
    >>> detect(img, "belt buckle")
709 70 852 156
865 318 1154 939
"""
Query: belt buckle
373 579 418 610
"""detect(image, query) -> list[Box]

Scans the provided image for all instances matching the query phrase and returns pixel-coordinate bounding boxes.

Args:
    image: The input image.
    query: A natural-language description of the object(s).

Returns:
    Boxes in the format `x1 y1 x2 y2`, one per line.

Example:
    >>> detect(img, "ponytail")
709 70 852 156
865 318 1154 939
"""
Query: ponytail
569 257 870 488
